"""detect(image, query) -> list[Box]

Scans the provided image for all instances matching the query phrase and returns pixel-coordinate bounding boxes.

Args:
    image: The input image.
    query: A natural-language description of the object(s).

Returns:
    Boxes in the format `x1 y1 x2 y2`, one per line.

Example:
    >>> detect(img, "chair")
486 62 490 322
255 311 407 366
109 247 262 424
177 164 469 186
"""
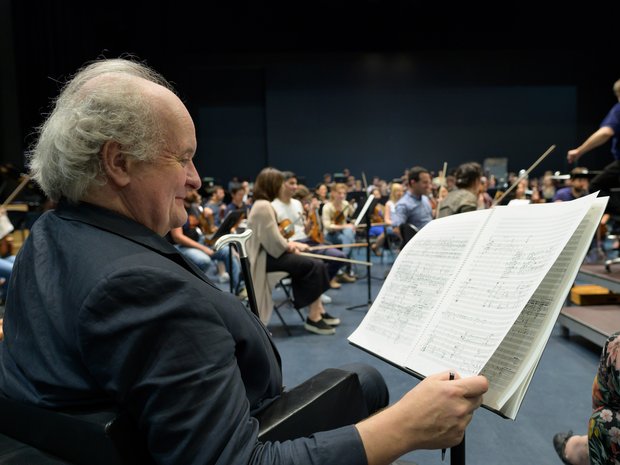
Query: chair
0 368 368 464
267 271 304 335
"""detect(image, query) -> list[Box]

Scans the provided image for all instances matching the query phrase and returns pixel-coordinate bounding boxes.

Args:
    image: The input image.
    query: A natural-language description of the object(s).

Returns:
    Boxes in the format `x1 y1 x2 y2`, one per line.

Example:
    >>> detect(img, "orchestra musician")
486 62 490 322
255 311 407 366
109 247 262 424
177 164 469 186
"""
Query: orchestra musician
272 172 351 290
289 183 353 291
168 189 247 298
246 167 337 334
322 182 357 281
436 162 482 218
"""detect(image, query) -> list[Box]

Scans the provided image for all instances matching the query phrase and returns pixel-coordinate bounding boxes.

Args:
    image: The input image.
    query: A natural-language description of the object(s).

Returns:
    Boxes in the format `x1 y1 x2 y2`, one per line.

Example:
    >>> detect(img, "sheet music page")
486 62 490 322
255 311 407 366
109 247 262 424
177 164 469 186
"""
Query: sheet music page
348 209 489 366
403 194 597 378
482 196 607 416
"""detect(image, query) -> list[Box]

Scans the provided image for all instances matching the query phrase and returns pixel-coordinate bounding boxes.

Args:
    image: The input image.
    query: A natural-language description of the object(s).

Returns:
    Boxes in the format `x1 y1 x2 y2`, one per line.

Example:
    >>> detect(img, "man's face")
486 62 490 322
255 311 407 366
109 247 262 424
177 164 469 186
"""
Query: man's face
411 172 432 197
232 189 245 205
572 177 589 196
333 187 346 202
281 177 298 199
123 86 199 235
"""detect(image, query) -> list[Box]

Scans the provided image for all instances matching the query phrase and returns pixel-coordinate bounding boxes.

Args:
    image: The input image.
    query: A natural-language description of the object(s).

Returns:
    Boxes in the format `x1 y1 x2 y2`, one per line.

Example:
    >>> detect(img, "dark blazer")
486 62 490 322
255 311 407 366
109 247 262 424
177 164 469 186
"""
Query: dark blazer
0 201 365 465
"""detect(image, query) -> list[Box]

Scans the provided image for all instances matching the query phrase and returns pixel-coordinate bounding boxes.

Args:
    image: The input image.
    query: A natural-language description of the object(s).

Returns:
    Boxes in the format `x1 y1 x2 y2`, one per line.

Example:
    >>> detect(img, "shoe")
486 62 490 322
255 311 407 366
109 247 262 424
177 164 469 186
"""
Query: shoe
304 317 336 335
329 278 342 289
553 431 574 465
218 272 230 283
337 273 356 283
320 293 332 304
236 288 248 300
322 312 341 326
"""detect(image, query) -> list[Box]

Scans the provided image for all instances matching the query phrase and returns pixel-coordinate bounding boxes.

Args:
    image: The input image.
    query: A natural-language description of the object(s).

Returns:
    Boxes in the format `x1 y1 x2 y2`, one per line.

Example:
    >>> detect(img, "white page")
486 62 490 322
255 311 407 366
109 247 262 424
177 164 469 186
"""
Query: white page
482 197 607 416
406 194 596 377
348 209 489 366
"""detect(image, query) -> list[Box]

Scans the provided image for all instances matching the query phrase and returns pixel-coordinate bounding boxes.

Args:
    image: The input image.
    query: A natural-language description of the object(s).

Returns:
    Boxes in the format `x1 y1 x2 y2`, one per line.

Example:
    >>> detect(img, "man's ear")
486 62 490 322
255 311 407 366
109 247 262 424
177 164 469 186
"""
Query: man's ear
100 141 131 187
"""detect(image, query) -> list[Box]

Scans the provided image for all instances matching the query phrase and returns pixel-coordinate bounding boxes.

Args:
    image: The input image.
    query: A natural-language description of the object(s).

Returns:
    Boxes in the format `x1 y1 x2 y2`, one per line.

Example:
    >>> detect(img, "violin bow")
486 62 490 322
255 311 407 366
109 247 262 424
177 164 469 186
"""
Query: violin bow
1 175 31 208
492 144 556 207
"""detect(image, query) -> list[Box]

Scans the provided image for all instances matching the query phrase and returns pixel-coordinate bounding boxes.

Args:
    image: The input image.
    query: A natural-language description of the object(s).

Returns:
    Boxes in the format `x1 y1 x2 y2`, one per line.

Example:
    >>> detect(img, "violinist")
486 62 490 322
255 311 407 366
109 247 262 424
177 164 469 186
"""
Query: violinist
246 168 337 334
222 183 250 232
322 183 357 281
168 189 247 299
272 173 348 290
203 184 227 227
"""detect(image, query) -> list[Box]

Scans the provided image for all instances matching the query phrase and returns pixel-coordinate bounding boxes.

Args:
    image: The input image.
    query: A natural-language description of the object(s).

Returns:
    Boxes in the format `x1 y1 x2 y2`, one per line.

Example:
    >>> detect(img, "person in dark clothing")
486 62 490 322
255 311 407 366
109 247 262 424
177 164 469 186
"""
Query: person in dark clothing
0 57 487 465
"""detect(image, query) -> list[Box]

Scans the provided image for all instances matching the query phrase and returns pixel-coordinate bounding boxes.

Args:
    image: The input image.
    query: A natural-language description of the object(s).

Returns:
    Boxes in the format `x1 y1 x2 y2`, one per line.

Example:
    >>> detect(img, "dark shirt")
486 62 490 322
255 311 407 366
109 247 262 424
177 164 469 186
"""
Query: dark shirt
0 200 364 465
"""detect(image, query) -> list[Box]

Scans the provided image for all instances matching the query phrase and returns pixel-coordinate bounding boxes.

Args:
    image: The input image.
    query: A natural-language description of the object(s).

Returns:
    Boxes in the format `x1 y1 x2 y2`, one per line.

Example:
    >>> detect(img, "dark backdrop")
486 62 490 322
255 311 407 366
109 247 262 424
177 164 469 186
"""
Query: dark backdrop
2 1 619 187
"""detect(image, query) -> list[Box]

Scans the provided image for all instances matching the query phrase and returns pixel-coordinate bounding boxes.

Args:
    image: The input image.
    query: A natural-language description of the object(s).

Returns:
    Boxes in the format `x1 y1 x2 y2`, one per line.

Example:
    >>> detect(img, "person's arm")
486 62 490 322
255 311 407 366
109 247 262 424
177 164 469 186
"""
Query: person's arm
567 126 615 163
169 227 214 256
383 201 393 225
356 371 488 465
248 201 289 258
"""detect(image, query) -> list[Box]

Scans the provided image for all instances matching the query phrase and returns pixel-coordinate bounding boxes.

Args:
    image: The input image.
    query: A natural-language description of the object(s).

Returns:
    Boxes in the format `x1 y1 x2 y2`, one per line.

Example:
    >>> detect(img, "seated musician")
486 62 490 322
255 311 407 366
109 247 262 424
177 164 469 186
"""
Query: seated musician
273 172 350 290
322 182 358 281
203 184 227 227
436 162 482 218
246 167 338 335
223 182 250 218
391 166 434 239
553 167 590 202
169 189 246 297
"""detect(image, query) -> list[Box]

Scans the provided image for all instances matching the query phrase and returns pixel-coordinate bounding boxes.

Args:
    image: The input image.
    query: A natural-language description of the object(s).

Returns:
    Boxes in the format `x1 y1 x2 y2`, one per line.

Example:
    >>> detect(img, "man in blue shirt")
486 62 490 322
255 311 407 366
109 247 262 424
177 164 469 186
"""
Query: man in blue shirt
568 79 620 206
391 166 433 239
552 167 591 202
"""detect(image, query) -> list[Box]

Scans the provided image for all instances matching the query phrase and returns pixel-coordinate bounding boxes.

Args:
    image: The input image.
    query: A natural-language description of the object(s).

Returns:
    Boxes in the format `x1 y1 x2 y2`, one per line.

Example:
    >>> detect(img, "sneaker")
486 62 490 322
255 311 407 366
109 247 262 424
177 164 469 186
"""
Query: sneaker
337 273 356 283
322 312 340 326
218 272 230 283
320 293 332 304
304 317 336 335
236 288 248 300
329 278 342 289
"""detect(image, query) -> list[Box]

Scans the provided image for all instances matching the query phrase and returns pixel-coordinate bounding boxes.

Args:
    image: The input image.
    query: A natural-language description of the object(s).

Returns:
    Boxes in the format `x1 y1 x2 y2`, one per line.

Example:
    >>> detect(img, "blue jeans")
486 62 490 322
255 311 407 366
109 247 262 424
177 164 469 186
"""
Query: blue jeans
175 242 243 293
325 228 356 258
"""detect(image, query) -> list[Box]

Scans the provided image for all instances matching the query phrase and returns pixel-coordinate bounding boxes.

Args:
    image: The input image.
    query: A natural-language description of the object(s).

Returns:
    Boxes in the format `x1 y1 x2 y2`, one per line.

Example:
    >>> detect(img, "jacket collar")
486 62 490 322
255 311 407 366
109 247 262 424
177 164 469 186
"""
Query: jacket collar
54 199 218 289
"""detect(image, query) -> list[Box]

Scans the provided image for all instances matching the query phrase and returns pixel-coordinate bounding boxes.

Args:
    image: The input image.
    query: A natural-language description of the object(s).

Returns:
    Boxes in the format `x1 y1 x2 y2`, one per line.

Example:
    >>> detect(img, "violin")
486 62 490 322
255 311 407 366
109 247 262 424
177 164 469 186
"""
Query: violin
331 204 350 225
308 208 324 243
278 218 295 239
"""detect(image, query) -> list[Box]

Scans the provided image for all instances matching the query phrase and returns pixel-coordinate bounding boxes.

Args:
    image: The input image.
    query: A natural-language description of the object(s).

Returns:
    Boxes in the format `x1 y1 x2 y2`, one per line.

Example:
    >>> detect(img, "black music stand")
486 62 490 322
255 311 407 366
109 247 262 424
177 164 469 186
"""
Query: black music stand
346 195 377 311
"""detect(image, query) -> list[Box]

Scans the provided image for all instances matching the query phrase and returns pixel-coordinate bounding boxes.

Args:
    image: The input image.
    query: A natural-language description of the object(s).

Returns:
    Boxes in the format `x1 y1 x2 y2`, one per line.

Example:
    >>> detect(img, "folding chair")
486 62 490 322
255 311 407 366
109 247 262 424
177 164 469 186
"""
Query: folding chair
267 272 304 336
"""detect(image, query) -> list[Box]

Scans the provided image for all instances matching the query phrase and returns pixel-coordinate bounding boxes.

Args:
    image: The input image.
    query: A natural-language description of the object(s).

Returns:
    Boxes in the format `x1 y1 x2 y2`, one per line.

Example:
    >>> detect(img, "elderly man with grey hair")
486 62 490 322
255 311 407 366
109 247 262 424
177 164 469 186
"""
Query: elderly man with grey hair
0 57 487 465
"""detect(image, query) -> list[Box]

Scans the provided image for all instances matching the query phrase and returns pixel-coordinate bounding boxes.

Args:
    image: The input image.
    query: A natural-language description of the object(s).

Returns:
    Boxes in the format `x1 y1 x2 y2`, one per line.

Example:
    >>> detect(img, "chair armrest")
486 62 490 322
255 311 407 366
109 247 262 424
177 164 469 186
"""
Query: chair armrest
256 368 368 442
0 395 151 465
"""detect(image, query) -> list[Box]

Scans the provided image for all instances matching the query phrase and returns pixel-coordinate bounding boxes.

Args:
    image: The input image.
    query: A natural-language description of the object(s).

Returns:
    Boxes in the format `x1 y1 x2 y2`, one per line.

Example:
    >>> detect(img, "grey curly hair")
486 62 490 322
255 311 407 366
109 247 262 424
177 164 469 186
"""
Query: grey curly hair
29 58 176 202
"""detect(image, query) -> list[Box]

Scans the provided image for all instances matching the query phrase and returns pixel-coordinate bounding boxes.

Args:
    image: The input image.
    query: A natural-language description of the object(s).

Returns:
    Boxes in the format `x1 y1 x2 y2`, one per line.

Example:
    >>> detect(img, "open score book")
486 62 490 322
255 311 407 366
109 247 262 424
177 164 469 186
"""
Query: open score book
349 193 608 419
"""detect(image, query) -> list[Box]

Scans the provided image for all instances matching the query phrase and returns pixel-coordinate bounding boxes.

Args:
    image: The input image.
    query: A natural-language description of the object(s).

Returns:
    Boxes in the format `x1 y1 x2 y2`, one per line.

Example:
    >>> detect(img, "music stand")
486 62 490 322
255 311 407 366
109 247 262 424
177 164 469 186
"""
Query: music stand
346 195 378 311
210 209 245 293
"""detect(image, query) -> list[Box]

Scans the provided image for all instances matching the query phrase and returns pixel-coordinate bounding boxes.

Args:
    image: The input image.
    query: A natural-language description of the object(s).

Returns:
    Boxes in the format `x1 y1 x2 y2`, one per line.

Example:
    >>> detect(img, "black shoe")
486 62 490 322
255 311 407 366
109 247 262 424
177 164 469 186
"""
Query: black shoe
322 312 341 326
553 431 574 465
304 317 336 335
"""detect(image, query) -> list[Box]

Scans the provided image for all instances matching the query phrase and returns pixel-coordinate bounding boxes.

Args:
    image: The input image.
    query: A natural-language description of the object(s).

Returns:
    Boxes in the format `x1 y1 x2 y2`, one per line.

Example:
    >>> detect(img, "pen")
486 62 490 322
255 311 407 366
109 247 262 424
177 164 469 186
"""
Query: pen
441 371 456 461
